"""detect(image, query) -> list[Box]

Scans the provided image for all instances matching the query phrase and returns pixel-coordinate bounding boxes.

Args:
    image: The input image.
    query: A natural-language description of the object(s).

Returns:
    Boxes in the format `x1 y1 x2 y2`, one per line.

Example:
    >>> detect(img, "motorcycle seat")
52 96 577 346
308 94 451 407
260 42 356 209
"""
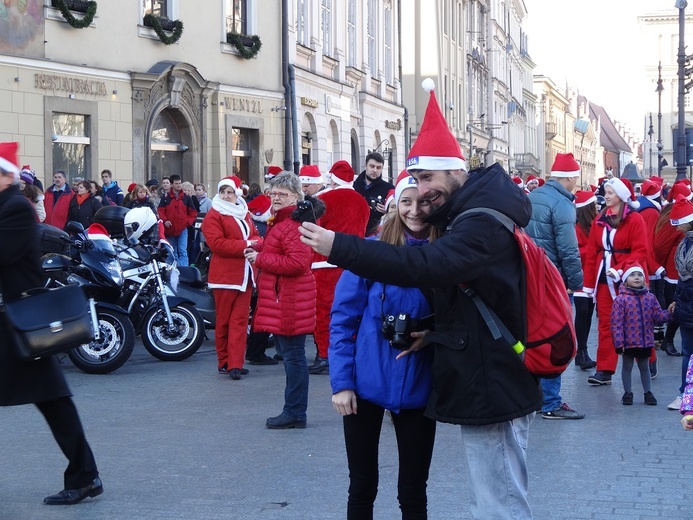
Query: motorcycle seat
178 266 205 289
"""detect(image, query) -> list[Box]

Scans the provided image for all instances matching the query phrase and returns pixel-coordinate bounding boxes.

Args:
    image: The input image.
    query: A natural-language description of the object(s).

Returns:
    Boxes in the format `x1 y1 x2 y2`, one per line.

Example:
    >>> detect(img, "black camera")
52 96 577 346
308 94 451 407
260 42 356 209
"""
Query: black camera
369 195 383 210
381 313 434 350
296 200 317 223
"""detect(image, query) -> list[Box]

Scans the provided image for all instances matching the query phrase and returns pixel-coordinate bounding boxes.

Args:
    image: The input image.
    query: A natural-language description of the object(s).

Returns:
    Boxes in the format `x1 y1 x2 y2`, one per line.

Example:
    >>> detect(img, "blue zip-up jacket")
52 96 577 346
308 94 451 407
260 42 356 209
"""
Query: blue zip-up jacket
329 239 433 413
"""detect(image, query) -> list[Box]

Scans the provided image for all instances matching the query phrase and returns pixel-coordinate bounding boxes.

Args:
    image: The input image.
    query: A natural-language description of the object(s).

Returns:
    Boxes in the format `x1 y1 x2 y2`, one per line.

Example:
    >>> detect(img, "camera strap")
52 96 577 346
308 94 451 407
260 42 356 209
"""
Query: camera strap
378 283 434 318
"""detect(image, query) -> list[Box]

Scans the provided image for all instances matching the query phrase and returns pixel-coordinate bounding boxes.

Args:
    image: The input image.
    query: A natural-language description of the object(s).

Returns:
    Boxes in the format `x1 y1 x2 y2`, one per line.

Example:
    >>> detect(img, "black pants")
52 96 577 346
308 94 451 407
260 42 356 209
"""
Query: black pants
343 398 436 520
574 296 595 352
663 280 680 343
35 396 99 489
245 290 271 361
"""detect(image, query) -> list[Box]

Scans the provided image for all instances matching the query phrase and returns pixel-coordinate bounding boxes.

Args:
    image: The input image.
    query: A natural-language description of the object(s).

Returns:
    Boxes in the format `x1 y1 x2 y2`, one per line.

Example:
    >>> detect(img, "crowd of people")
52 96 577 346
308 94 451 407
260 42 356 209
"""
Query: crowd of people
3 74 693 518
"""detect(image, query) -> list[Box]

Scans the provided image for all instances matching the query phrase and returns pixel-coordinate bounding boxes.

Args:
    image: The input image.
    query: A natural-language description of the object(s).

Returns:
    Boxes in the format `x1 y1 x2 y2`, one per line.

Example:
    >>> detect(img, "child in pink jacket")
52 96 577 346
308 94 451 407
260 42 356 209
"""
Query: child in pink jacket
611 262 673 406
681 356 693 429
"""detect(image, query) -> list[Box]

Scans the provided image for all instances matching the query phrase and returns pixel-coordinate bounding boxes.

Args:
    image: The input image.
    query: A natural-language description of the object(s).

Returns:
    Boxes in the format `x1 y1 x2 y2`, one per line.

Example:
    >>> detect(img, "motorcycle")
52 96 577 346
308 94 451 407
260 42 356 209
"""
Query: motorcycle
177 265 216 330
39 222 135 374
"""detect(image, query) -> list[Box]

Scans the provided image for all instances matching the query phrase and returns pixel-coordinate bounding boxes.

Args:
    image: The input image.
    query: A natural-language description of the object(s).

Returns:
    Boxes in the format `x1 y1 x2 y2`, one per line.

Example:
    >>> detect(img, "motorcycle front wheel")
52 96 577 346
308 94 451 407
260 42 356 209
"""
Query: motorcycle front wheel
141 302 205 361
68 309 136 374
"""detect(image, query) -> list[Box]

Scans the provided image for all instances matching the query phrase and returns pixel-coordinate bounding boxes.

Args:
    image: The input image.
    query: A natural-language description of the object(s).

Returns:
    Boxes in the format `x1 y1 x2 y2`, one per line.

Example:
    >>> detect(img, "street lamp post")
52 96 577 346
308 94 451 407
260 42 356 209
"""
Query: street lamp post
657 61 664 175
648 114 655 176
676 0 688 181
574 118 589 189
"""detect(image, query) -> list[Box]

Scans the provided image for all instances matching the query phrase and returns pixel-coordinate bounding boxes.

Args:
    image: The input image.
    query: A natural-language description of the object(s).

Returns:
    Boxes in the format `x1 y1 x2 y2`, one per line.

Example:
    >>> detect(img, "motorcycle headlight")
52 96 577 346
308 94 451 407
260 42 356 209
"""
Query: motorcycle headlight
105 258 123 285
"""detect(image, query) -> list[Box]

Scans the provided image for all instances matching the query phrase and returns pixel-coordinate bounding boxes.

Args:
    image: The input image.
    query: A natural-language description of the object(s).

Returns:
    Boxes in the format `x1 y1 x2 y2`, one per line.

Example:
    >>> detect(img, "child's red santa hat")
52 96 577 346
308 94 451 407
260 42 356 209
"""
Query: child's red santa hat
299 164 324 185
406 79 466 173
394 169 417 204
605 177 639 209
670 194 693 226
667 182 693 202
247 194 272 222
218 176 244 197
620 261 645 283
0 142 20 181
640 179 661 199
550 153 581 178
574 190 597 208
330 160 355 187
265 166 282 181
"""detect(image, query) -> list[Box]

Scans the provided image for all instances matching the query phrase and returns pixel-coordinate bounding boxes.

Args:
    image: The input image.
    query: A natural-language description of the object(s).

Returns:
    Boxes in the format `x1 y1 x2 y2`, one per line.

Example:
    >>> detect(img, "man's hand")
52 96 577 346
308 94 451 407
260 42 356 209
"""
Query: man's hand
164 220 172 228
332 390 358 415
375 202 386 213
299 222 336 257
395 330 431 360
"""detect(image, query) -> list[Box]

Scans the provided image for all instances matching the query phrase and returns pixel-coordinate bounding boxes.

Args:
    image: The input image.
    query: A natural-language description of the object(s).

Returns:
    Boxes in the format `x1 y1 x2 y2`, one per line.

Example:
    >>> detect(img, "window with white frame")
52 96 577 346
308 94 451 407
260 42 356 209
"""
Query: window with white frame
143 0 169 18
297 0 307 46
52 113 90 180
384 1 392 84
347 0 356 67
225 0 247 34
321 0 332 56
367 0 376 73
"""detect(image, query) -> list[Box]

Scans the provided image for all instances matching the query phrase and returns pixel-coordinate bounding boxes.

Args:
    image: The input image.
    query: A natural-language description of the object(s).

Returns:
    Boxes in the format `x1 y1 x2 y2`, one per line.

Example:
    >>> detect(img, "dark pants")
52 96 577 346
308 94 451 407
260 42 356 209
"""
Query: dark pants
574 295 595 352
274 334 308 420
35 396 98 489
664 281 680 343
246 290 271 361
343 398 436 520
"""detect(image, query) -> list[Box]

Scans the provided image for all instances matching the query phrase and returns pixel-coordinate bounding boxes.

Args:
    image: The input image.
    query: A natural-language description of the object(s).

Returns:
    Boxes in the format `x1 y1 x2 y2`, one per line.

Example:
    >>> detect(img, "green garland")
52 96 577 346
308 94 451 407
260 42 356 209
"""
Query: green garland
143 14 184 45
227 33 262 59
51 0 97 29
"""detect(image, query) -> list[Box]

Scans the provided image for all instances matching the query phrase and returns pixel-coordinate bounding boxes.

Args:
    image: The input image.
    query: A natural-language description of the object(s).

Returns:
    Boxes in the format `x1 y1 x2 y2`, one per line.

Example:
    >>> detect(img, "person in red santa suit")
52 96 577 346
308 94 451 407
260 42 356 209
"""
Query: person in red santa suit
309 160 370 374
583 177 650 386
201 176 262 380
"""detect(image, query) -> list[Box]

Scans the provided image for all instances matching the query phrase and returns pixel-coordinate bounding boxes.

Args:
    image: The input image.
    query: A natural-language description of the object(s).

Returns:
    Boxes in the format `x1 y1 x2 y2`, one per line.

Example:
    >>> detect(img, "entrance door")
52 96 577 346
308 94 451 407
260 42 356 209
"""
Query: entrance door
150 109 185 181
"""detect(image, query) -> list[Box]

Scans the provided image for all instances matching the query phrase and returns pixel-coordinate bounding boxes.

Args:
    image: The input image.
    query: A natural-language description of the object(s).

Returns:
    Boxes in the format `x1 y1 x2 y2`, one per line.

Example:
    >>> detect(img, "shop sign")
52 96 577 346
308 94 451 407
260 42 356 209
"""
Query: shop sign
225 96 263 114
385 119 402 130
300 96 318 108
34 73 108 96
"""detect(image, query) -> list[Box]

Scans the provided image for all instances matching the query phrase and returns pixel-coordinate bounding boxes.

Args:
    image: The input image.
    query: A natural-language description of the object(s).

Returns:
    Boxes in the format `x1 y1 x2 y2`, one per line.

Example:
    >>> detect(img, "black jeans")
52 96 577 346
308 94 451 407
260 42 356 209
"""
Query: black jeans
35 396 99 489
664 280 680 343
343 397 436 520
574 295 595 352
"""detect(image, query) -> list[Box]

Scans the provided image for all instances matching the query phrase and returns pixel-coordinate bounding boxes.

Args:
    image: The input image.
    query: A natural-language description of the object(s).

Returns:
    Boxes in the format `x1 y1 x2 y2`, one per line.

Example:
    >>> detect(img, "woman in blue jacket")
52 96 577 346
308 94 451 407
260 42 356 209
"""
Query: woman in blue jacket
329 174 437 520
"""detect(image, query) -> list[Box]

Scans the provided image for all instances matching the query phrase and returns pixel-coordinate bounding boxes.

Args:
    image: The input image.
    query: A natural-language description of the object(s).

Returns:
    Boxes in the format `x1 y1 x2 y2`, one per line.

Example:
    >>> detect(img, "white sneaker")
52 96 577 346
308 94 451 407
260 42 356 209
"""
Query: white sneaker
667 396 683 410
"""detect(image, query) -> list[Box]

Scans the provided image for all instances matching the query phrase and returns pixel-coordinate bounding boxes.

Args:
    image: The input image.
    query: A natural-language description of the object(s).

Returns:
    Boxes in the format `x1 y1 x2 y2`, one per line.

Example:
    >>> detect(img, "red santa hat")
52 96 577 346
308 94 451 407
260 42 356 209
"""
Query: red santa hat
0 142 20 181
650 176 664 187
620 261 645 283
128 182 137 193
589 184 598 193
640 179 661 199
512 176 524 189
265 165 282 181
87 223 111 240
406 79 466 172
384 188 396 210
394 169 418 204
574 190 597 208
217 175 244 197
330 160 355 186
247 194 272 222
605 177 639 209
550 153 581 178
670 194 693 226
537 178 545 187
667 182 693 202
526 175 539 186
681 178 692 187
299 164 323 185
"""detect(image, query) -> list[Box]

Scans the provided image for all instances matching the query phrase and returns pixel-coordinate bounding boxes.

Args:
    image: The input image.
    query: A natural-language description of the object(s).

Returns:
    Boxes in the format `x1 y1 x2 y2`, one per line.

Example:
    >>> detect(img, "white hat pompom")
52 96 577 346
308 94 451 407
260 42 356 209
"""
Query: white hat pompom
422 78 435 92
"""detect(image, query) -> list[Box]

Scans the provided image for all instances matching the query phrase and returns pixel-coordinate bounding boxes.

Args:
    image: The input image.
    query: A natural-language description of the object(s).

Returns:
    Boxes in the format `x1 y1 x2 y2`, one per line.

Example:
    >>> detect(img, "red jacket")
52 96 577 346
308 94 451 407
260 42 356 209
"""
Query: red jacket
638 205 664 278
312 186 370 268
44 187 74 230
583 208 650 299
158 190 197 237
653 219 683 283
201 207 261 291
253 205 316 336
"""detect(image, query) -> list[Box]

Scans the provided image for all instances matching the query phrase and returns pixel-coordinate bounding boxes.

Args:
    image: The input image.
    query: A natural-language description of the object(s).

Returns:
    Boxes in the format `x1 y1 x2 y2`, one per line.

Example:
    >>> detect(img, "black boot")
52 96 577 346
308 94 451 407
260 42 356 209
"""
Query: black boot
574 350 597 371
661 340 683 357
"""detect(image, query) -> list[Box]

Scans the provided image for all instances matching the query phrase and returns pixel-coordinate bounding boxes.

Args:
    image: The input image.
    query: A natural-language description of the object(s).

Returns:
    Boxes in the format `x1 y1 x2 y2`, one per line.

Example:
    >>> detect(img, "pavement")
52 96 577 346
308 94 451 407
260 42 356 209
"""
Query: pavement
1 322 692 520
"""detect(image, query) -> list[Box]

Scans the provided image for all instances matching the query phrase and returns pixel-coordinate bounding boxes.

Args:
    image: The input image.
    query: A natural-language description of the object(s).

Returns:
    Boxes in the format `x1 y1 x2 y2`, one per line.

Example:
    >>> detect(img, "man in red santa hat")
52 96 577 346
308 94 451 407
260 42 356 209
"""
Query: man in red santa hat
264 166 282 185
299 164 326 197
309 160 370 374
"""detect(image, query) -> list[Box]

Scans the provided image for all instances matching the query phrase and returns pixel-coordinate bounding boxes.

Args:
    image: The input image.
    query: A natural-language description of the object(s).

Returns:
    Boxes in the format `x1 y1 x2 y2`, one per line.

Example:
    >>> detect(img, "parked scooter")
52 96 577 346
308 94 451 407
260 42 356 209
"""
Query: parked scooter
115 208 206 361
39 222 135 374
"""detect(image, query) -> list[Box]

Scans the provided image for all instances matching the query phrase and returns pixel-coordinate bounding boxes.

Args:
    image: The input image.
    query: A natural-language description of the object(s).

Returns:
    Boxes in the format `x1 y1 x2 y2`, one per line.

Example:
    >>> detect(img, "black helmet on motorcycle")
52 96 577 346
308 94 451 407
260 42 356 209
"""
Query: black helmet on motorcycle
124 207 158 244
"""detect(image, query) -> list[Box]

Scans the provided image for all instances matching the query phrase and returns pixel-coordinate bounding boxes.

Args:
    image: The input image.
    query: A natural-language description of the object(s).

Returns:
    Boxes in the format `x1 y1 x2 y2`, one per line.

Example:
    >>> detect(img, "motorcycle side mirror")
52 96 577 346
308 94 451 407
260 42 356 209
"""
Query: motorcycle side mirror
65 221 85 236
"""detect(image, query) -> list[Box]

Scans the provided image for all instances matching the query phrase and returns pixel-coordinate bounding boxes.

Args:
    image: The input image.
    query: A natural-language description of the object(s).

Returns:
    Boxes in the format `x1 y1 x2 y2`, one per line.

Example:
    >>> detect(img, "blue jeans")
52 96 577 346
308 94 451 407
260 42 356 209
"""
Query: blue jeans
678 326 693 394
539 376 562 413
274 334 309 420
459 413 535 520
169 228 189 266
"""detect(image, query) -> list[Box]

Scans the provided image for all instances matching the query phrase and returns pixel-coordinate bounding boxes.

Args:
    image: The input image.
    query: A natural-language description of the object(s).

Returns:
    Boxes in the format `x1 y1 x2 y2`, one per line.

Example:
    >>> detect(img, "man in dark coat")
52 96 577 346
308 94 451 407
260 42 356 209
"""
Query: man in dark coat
299 82 541 519
0 142 102 505
353 152 394 236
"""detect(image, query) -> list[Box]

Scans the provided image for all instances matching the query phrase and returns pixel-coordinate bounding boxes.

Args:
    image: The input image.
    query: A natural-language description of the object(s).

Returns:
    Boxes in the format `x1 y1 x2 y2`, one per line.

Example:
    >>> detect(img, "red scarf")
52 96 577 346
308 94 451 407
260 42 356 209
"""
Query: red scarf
76 193 90 205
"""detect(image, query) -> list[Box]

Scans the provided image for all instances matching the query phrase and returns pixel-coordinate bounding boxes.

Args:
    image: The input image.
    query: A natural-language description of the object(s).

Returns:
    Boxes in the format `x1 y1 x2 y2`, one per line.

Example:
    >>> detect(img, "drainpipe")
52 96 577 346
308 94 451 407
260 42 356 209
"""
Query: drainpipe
289 64 300 174
282 0 292 171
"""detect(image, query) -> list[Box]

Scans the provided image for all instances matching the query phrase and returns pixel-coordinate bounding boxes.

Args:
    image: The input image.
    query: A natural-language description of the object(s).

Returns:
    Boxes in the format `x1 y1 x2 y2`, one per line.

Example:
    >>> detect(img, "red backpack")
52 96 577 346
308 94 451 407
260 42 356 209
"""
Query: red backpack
452 208 576 379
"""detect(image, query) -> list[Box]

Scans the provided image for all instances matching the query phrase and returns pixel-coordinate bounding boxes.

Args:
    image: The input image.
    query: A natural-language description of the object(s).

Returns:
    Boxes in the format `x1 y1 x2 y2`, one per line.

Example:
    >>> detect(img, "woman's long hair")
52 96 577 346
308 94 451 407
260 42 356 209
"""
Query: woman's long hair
22 183 42 204
576 201 597 236
379 203 439 246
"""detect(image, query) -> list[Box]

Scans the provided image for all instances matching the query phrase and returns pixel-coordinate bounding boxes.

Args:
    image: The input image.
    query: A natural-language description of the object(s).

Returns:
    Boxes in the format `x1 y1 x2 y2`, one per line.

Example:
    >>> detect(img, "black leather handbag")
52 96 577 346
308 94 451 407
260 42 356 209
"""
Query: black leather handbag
4 285 95 361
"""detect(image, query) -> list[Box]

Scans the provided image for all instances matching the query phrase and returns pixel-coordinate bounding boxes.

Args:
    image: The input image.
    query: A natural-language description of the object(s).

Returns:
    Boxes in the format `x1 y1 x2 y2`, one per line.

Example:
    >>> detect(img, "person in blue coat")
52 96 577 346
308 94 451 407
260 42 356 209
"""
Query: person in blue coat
329 175 437 520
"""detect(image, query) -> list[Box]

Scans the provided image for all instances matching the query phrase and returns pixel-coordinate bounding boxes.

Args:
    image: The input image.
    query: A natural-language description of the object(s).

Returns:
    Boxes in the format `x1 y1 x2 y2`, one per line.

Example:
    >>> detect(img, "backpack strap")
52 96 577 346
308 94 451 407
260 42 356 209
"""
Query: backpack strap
448 207 515 234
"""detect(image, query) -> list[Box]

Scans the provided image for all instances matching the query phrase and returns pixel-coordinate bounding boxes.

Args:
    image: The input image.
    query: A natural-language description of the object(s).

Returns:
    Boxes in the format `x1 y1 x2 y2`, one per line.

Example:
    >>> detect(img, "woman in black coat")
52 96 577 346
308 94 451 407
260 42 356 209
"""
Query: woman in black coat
67 181 102 229
0 151 102 505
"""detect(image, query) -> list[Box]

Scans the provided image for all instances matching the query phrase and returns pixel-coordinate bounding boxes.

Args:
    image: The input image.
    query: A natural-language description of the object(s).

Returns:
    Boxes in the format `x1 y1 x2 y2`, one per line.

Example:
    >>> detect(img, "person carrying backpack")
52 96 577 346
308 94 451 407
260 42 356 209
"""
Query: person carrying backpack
299 79 542 520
